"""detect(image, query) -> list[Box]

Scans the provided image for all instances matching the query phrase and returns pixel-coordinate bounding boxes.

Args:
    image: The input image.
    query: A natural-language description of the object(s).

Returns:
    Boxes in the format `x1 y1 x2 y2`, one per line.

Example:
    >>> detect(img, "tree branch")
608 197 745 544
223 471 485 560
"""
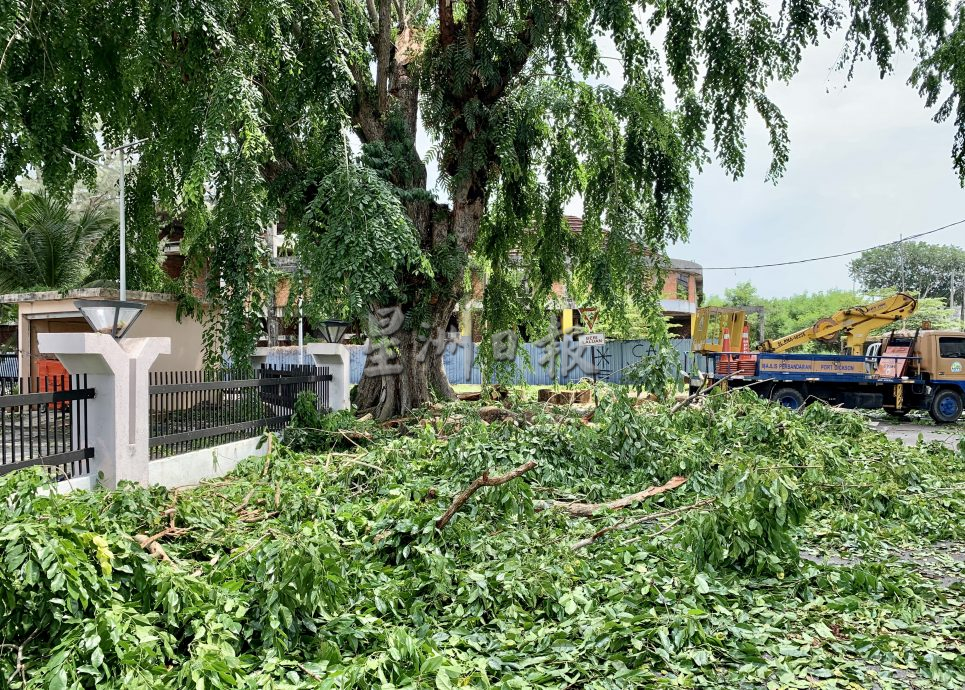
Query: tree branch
536 476 687 517
439 0 456 46
572 498 716 551
1 630 37 687
366 0 379 31
670 371 739 413
376 0 393 111
436 460 537 530
134 533 176 563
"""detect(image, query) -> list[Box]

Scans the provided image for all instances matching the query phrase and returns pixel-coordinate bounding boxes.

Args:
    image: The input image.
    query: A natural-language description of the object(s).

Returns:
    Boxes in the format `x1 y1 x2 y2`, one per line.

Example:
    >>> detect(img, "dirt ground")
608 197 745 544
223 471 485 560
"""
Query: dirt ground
871 417 964 451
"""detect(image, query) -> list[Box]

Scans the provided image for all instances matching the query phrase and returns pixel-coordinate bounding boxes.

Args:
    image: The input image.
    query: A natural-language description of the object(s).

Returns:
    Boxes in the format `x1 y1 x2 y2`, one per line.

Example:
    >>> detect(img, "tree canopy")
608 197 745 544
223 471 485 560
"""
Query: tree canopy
849 240 965 300
1 1 962 416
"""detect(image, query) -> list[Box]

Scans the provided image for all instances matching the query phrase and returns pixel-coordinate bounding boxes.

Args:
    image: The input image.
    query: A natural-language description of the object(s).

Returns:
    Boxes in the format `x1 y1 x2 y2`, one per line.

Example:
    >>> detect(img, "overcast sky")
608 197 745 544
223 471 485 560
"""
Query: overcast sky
668 39 965 299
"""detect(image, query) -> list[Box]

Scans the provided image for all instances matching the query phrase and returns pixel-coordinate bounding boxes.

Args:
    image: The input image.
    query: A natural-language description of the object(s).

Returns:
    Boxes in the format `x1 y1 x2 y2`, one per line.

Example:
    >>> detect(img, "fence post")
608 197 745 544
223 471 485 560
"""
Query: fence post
37 333 170 488
304 344 350 411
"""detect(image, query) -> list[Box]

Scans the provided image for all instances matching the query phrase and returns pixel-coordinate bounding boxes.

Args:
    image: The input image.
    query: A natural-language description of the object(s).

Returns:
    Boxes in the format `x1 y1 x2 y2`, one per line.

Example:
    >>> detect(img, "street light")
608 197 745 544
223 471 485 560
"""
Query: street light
75 299 146 339
64 138 147 301
320 319 350 344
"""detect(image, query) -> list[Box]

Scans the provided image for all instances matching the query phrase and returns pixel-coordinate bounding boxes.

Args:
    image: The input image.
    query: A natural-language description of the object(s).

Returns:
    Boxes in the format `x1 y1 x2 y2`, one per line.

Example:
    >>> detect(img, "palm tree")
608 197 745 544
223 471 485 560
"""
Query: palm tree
0 192 114 292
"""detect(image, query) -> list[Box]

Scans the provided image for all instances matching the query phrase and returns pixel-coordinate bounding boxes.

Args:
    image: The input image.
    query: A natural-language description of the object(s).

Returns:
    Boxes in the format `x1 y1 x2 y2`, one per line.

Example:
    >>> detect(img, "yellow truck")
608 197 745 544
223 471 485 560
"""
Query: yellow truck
692 294 965 424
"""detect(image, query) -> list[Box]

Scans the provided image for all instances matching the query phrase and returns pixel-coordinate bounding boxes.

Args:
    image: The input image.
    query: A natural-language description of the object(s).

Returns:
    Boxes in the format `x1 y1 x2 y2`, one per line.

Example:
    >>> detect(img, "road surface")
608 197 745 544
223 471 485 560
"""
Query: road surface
872 418 964 451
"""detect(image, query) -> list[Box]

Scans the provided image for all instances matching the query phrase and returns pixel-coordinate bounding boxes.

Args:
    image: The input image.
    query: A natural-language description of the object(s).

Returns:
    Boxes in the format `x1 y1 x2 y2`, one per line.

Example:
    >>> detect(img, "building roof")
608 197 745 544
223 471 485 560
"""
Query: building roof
670 258 702 273
0 288 179 305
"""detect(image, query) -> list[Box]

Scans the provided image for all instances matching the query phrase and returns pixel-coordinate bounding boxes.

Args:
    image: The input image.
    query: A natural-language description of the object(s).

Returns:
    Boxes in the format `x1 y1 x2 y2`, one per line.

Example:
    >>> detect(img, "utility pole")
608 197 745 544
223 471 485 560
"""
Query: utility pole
898 234 905 293
64 139 147 300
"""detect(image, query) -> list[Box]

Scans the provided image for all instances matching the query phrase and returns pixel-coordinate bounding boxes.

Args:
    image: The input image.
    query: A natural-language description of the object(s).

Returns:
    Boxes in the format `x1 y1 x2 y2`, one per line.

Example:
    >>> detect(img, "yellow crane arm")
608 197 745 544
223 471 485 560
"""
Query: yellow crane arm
759 293 918 355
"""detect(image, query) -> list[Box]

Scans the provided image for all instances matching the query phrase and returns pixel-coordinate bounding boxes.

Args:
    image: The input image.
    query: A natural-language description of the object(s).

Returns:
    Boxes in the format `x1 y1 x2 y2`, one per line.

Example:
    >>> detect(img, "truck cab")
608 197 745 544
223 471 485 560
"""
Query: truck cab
905 331 965 423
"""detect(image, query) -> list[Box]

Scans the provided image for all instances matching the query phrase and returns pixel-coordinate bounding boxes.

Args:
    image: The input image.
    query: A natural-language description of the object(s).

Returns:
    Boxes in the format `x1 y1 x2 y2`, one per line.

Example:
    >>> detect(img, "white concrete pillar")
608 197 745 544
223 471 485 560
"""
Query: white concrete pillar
306 343 350 411
252 343 351 411
37 333 170 488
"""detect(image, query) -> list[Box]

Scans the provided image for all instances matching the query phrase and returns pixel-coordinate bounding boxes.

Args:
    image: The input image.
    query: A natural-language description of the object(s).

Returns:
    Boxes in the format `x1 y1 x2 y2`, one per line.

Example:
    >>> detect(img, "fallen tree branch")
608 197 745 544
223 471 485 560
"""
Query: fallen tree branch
536 476 687 517
436 461 538 530
670 372 739 413
134 533 175 563
260 434 274 478
235 488 256 512
572 497 716 551
140 526 189 547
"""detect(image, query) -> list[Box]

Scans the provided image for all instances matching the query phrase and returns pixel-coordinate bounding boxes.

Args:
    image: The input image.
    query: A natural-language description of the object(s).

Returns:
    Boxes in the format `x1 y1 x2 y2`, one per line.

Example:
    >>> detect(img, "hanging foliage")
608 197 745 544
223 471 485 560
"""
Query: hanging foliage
1 1 961 412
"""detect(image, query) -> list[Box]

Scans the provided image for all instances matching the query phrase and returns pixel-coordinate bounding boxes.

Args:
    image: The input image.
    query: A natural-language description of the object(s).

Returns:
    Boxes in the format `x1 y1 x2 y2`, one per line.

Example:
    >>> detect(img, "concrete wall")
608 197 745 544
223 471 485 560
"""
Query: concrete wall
38 439 267 493
149 436 268 489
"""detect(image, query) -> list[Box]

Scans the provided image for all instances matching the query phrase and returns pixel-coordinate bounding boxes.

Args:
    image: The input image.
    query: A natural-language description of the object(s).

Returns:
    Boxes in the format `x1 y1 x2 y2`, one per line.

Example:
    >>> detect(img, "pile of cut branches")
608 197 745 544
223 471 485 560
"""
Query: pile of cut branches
1 389 963 688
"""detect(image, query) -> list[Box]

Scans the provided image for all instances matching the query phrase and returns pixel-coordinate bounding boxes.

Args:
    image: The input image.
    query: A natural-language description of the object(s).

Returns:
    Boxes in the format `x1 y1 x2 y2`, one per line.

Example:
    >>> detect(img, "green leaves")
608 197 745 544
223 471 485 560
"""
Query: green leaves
0 191 113 292
1 392 965 687
294 151 430 321
3 0 962 384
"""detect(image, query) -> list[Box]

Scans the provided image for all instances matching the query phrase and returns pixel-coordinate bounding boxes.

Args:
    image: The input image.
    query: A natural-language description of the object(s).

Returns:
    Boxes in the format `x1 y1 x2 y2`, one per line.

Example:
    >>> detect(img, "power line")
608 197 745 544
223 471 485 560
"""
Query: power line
700 218 965 270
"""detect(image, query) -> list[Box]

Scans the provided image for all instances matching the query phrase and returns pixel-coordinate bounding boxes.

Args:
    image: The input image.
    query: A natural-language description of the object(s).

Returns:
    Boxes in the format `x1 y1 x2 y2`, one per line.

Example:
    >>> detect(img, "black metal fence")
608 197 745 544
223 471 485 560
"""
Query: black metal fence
148 365 331 460
0 374 94 479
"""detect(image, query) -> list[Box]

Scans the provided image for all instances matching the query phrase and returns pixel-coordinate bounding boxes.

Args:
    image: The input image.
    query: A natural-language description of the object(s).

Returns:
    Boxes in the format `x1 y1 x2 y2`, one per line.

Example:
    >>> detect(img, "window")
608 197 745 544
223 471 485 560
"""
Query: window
939 337 965 359
676 274 690 301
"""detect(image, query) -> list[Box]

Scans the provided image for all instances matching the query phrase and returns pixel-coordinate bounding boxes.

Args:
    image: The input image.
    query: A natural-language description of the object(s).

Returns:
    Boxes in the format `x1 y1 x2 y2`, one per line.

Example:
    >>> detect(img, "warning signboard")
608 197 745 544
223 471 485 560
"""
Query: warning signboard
578 307 599 331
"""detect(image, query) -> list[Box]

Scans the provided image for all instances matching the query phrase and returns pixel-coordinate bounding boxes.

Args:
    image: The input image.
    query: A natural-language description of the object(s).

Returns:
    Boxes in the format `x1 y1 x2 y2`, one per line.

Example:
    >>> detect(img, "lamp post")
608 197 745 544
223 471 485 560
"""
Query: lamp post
64 139 147 300
298 298 304 365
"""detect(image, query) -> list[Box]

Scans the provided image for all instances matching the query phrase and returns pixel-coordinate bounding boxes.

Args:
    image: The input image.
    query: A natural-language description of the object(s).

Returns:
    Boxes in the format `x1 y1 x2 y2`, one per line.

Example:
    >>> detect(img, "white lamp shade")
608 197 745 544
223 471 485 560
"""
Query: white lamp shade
75 300 146 339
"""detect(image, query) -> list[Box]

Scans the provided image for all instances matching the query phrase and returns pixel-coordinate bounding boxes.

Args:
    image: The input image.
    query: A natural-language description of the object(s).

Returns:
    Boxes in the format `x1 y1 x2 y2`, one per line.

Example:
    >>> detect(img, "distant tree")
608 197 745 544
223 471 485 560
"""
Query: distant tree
723 282 761 308
849 242 965 301
760 290 865 345
596 297 671 341
0 192 113 292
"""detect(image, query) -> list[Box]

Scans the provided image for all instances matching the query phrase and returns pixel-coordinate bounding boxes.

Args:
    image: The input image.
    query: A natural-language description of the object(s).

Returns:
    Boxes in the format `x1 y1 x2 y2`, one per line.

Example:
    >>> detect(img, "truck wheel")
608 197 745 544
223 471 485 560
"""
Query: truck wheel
929 388 963 424
771 387 805 411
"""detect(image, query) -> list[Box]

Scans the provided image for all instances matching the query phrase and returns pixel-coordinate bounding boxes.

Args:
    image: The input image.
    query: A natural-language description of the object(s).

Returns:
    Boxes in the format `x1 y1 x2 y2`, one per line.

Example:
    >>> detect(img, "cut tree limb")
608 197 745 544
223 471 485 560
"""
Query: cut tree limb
670 373 738 414
572 497 716 551
436 460 537 530
134 534 175 563
536 476 687 517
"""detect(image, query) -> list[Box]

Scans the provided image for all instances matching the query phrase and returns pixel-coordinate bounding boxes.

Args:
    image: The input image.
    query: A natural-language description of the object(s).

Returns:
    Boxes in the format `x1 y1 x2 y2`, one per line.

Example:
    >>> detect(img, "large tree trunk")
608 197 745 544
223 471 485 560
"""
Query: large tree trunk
352 182 484 418
353 296 458 420
345 9 493 419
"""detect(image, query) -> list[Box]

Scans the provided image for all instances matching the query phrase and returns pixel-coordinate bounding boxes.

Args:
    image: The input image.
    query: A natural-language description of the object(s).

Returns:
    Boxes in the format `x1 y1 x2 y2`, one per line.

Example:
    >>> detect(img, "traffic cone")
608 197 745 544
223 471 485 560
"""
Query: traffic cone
738 323 757 375
718 327 734 375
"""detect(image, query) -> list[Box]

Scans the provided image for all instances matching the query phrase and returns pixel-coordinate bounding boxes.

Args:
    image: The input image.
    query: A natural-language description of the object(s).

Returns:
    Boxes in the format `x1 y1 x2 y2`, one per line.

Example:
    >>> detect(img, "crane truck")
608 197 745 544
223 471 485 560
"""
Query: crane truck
691 293 965 424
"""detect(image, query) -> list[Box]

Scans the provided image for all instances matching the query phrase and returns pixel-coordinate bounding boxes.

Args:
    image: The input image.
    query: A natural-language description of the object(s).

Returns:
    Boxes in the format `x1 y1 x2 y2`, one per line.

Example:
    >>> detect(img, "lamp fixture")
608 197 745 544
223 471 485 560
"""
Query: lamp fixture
75 300 146 339
320 319 350 344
